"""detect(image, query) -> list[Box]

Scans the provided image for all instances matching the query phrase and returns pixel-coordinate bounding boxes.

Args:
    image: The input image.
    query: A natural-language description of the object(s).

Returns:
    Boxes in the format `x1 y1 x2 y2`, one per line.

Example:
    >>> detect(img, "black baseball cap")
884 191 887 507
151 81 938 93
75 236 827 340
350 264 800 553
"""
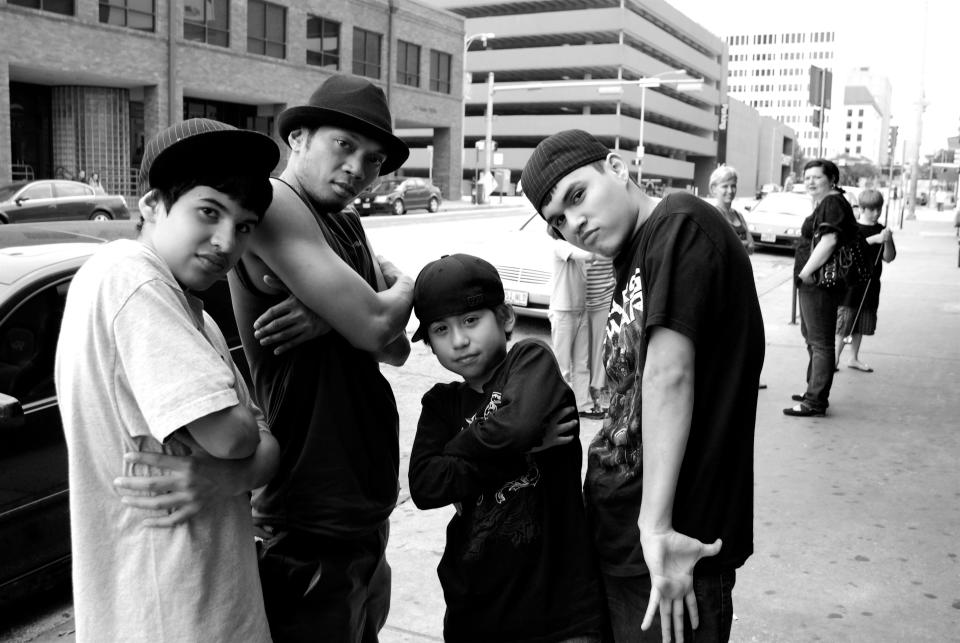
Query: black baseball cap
521 129 612 214
412 254 505 342
138 118 280 194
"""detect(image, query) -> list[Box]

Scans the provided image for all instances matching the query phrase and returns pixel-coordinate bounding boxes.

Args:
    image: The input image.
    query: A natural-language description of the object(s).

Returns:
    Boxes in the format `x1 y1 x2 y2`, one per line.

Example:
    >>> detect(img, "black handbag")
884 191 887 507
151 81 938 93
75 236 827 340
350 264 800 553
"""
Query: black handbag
814 231 872 291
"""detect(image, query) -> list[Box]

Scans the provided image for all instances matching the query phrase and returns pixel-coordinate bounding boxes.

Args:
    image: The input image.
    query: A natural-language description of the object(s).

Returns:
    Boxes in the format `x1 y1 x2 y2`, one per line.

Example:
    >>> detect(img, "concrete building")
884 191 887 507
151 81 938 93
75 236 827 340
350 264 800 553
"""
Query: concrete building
722 98 795 196
725 29 839 161
1 0 465 198
420 0 726 195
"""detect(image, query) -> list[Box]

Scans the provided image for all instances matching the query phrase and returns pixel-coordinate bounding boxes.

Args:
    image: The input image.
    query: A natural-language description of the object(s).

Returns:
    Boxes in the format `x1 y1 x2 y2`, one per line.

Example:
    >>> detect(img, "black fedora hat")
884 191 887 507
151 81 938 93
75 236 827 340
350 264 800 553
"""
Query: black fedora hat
278 74 410 175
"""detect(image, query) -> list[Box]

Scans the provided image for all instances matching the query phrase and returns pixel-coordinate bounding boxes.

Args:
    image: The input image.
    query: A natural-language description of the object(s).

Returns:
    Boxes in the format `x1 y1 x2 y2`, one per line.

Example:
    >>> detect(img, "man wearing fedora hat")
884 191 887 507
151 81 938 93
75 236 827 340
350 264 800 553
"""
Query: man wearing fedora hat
227 74 415 642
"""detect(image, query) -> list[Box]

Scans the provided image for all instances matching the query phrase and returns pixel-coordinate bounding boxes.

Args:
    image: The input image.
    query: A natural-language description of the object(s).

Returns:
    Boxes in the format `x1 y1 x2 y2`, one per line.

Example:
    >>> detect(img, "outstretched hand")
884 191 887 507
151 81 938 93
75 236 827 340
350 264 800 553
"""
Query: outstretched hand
640 530 722 643
253 274 330 354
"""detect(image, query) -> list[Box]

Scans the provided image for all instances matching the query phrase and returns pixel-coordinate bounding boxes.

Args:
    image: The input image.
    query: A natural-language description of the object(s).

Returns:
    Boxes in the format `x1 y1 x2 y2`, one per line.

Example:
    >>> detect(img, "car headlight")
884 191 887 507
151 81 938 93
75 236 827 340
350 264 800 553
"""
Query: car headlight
787 228 799 236
354 197 361 204
748 223 757 232
374 196 389 203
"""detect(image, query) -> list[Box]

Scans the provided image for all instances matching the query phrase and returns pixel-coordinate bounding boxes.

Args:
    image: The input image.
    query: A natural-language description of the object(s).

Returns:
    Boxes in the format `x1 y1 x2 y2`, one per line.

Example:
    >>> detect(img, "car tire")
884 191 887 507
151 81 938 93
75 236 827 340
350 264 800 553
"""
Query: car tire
427 197 440 213
90 211 113 221
392 199 405 216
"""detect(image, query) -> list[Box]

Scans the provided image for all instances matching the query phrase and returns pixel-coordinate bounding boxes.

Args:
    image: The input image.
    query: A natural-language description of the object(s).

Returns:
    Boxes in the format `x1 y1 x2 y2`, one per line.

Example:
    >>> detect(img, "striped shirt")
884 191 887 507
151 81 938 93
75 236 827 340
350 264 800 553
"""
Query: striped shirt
585 258 616 310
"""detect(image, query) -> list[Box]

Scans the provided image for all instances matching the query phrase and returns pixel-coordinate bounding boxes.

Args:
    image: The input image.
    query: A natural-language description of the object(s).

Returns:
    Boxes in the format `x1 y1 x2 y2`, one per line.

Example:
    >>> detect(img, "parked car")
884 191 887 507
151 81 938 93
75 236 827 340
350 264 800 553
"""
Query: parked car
466 213 553 318
742 191 814 250
353 177 442 215
732 196 760 213
0 180 130 224
0 220 246 608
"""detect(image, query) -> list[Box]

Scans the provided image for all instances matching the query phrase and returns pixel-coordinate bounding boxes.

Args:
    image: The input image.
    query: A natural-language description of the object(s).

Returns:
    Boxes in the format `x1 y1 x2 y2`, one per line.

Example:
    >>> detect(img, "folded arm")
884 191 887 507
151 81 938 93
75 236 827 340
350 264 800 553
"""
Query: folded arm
247 188 413 353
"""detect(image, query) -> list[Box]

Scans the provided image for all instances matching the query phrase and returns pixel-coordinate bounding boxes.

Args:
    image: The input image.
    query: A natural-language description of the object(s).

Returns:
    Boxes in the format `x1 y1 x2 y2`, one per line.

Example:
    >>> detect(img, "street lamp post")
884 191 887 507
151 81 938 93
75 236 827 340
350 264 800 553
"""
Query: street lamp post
462 32 494 201
636 69 689 184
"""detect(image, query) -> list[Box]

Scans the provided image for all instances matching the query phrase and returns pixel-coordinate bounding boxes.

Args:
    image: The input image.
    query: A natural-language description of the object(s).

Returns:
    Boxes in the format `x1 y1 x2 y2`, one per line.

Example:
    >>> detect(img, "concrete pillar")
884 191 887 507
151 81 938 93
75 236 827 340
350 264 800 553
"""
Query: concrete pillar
0 64 10 183
432 126 455 200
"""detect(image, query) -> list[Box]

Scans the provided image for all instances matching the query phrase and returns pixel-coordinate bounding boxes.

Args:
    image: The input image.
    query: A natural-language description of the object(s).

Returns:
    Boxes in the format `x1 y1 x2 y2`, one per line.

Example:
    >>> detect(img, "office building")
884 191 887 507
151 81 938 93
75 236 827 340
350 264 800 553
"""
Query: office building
423 0 727 194
1 0 464 197
841 67 893 166
725 29 839 161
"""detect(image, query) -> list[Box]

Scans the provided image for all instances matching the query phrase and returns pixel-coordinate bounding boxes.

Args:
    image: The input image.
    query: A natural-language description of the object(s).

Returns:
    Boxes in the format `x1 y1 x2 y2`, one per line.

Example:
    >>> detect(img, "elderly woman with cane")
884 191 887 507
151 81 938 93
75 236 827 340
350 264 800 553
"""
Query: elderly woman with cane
784 159 859 418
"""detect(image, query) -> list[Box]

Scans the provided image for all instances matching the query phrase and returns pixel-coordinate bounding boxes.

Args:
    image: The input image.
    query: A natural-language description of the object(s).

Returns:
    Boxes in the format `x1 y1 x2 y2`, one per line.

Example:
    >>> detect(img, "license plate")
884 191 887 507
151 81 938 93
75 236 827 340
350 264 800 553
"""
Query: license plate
362 203 371 208
504 289 528 306
760 232 777 243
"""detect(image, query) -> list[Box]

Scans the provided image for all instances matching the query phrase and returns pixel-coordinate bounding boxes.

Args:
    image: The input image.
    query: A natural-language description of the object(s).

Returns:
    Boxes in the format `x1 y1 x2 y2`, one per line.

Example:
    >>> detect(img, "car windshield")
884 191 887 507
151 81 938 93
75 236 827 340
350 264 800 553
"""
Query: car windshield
369 180 404 195
752 193 812 217
0 184 25 201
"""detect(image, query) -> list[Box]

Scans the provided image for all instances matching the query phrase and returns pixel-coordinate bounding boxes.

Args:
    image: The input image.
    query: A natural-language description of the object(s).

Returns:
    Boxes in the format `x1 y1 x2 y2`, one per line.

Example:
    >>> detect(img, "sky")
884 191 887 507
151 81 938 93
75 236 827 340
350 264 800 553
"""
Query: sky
667 0 959 156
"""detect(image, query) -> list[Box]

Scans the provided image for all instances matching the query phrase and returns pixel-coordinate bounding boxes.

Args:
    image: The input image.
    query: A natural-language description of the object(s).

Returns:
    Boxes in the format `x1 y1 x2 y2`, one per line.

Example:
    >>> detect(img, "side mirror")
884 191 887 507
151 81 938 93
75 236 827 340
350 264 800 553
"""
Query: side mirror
0 392 25 429
14 197 27 206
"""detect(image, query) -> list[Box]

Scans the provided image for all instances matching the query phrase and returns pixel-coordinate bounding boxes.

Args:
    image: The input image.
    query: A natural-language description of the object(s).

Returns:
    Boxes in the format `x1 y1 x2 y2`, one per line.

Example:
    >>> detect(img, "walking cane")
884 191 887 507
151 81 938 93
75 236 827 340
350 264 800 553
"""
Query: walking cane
837 208 889 365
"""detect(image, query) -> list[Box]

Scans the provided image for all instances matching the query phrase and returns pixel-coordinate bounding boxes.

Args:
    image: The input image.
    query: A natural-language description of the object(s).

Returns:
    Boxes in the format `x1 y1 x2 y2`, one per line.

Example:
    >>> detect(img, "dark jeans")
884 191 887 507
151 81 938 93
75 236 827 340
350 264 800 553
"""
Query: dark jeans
798 284 841 412
602 569 736 643
257 522 391 643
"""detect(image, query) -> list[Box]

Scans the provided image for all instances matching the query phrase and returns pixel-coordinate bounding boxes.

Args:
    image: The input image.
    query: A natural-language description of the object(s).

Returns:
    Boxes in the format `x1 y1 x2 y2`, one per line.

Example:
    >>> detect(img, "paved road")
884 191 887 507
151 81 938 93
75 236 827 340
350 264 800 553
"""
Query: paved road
5 205 957 642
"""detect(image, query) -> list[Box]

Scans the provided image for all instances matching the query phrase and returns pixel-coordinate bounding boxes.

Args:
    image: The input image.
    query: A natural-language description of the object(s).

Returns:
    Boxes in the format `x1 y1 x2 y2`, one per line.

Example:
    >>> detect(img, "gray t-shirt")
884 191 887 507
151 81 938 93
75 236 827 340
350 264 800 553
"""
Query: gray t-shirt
55 239 271 642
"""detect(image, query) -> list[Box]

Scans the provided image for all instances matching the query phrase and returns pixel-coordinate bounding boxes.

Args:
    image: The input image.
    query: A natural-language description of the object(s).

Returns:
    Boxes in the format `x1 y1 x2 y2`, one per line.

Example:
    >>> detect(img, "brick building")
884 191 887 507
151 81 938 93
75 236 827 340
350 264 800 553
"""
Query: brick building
1 0 466 198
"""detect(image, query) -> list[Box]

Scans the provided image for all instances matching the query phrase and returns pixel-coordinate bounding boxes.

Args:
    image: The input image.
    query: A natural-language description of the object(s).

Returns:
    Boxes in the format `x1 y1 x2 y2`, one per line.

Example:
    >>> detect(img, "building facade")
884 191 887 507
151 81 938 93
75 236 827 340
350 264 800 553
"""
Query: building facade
423 0 726 195
725 29 839 161
1 0 465 197
723 98 795 195
840 67 893 166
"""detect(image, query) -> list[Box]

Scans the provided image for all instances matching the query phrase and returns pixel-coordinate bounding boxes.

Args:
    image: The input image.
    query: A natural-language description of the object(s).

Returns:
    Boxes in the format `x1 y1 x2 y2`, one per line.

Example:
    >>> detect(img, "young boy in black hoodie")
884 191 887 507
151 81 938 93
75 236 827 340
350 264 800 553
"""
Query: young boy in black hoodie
408 253 602 643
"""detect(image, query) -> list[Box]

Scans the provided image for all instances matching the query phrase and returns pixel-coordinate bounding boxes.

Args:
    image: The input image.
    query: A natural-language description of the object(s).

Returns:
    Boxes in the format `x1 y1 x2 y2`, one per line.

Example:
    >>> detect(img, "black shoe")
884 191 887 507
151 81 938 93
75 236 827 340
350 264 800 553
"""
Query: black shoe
791 394 804 402
783 404 825 417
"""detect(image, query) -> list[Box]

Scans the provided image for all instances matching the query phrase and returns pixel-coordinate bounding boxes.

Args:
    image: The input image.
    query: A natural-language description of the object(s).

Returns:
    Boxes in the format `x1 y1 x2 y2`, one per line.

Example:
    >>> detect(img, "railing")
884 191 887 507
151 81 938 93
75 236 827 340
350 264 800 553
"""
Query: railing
11 164 35 181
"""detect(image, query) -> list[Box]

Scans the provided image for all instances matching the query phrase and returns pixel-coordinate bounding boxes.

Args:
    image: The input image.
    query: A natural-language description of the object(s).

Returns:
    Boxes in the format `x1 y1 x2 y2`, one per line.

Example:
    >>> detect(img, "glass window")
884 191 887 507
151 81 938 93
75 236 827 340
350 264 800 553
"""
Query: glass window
396 40 420 87
248 0 286 59
353 28 382 79
9 0 74 16
99 0 155 31
306 16 340 69
21 183 54 200
53 182 92 198
184 0 229 47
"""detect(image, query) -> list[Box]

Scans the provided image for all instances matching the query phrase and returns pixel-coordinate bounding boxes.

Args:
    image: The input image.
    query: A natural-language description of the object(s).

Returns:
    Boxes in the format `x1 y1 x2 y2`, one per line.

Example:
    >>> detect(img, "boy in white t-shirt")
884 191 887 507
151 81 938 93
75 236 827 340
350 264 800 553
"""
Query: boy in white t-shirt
55 119 281 642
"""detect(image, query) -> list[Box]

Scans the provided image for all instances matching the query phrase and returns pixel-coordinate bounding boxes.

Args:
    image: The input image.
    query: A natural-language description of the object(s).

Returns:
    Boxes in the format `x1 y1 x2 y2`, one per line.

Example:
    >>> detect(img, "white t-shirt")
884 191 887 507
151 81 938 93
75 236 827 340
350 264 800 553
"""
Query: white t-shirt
550 239 592 312
55 239 271 643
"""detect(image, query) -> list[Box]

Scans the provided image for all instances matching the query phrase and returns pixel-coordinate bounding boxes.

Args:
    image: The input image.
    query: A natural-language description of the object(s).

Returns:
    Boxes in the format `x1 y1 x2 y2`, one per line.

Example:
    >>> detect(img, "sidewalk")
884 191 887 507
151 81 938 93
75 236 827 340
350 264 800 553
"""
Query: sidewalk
382 207 960 642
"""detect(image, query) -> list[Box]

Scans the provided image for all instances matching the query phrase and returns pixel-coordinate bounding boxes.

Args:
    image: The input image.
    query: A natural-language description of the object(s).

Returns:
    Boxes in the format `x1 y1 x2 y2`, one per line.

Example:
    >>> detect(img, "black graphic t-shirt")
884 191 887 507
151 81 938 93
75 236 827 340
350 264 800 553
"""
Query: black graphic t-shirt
584 192 765 577
409 339 602 642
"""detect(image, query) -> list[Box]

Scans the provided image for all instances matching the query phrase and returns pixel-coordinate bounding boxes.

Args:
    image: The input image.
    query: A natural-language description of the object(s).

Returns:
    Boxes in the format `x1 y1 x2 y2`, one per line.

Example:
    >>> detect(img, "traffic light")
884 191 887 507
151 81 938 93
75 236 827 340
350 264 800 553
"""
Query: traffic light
887 125 898 161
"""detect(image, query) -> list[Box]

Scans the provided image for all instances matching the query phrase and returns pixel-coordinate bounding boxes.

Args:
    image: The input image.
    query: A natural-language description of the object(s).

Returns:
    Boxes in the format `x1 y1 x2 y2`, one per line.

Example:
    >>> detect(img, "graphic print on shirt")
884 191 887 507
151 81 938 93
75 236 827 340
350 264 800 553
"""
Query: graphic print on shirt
463 389 542 560
590 267 644 476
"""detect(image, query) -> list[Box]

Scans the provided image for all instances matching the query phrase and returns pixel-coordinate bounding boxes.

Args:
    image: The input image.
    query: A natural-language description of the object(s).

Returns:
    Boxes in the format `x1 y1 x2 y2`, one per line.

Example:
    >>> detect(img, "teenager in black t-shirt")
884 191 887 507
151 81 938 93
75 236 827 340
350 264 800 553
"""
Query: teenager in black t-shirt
521 130 765 643
408 254 602 643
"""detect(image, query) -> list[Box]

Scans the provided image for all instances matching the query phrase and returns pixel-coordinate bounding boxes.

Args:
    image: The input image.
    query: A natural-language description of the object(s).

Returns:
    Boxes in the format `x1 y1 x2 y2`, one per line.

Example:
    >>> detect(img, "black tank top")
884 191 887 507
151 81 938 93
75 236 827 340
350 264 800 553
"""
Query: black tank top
230 178 399 537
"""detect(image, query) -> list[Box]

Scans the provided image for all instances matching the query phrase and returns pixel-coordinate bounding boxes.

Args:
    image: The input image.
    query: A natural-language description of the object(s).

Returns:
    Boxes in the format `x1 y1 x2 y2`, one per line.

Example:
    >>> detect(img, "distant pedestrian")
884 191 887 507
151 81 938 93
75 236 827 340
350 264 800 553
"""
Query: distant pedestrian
523 129 764 643
936 189 946 212
547 229 598 417
784 159 859 418
88 171 105 194
76 169 87 184
408 253 603 643
708 165 755 254
835 188 897 372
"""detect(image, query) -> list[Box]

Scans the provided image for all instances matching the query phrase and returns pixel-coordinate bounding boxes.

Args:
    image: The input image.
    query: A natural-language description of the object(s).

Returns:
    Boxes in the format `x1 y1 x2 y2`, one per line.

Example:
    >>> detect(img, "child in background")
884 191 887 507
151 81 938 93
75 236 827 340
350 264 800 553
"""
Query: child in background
408 253 602 643
835 188 897 372
55 119 281 642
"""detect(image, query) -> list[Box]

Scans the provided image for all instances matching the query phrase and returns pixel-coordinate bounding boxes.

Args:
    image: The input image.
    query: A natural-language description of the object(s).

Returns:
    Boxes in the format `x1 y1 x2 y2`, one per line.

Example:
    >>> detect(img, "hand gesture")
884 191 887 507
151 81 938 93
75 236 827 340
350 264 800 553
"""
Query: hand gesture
112 434 239 528
879 228 892 244
640 529 722 643
253 274 330 354
529 405 577 453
